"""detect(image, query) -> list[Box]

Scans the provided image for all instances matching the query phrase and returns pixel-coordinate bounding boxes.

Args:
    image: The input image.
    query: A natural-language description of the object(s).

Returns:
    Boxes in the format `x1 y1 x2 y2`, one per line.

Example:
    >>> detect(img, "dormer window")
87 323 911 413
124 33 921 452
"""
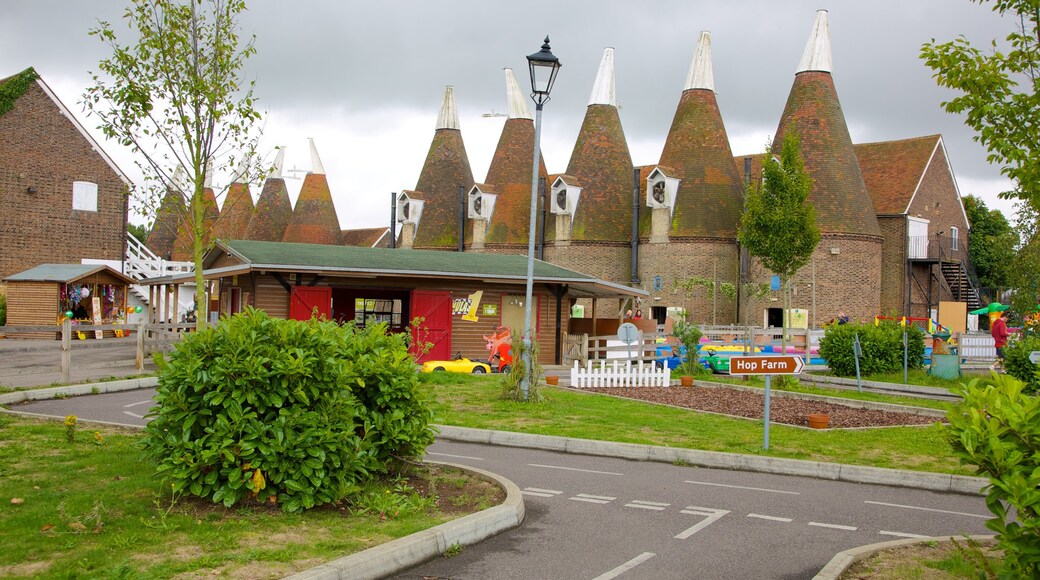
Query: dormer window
396 191 424 227
467 185 498 221
550 176 582 216
646 167 679 214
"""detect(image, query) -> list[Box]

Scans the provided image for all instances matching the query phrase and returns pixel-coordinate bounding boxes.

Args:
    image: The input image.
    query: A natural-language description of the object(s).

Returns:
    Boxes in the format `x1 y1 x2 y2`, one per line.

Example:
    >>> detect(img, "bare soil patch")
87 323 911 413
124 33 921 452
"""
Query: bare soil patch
582 386 943 428
841 540 1001 578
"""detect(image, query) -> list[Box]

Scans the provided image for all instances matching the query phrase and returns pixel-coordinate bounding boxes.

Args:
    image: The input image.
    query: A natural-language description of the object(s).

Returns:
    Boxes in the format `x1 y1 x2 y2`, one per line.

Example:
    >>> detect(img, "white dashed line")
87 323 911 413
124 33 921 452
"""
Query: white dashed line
529 464 624 476
624 500 670 511
808 522 858 531
427 452 484 461
676 506 730 539
685 480 800 495
879 530 930 539
570 493 616 504
123 411 144 419
747 513 793 522
123 400 152 408
864 501 990 519
592 552 656 580
522 487 562 498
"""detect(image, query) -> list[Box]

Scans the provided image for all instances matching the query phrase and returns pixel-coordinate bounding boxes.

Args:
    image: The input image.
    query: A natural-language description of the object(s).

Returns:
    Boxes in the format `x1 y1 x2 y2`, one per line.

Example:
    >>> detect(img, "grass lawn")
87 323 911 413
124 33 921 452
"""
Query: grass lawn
0 414 502 579
703 373 957 411
425 373 975 476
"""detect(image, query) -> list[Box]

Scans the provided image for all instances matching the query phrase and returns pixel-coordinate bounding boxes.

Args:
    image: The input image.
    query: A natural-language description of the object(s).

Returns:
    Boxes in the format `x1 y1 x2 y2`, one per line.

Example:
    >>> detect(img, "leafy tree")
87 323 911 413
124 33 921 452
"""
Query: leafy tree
1009 202 1040 314
84 0 264 329
963 195 1019 292
738 132 820 351
921 1 1040 210
127 222 150 245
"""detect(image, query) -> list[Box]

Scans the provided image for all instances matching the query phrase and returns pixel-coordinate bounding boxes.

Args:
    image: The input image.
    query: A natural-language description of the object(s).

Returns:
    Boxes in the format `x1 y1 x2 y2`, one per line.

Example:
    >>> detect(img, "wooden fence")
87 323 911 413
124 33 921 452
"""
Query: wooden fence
0 320 194 383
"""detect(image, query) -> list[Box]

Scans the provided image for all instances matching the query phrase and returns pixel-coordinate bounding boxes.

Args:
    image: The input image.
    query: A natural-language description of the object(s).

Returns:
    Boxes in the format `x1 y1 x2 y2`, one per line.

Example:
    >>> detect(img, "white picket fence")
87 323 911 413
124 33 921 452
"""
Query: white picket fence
570 359 671 388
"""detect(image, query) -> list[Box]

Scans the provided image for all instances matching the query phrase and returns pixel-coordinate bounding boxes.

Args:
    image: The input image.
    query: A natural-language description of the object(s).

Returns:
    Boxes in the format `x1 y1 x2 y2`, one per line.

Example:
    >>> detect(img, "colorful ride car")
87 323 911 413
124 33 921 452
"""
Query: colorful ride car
420 353 491 374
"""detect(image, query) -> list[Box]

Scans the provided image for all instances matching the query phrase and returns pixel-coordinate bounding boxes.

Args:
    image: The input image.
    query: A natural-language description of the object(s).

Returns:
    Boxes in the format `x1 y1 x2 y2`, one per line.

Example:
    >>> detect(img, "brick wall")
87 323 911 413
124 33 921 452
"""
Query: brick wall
0 82 127 279
637 239 740 324
878 216 906 316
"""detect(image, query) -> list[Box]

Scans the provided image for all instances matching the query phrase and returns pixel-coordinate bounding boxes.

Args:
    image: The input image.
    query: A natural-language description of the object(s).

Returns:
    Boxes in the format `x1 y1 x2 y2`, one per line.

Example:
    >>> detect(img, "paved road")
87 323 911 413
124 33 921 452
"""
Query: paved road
11 389 992 579
0 338 156 388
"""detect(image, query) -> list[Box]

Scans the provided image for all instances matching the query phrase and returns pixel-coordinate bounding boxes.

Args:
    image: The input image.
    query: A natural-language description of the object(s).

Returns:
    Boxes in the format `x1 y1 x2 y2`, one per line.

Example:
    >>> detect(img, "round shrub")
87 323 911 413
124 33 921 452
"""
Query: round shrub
819 321 924 377
142 308 435 512
1003 333 1040 394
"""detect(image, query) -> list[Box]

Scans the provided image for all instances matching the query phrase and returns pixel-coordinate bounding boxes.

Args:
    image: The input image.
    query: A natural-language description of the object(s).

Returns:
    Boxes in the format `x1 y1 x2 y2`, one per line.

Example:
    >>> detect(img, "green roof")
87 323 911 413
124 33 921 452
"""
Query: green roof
5 263 134 284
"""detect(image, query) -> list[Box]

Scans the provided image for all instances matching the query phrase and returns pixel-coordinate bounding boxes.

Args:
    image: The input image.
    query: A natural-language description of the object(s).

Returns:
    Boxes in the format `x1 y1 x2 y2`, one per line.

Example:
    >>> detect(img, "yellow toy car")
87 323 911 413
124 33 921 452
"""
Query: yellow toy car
420 352 491 374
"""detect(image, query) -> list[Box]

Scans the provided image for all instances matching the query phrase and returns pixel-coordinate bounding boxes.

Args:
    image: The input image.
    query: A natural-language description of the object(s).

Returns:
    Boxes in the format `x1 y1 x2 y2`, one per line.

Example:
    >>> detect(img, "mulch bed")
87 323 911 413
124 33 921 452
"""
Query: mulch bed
581 386 944 429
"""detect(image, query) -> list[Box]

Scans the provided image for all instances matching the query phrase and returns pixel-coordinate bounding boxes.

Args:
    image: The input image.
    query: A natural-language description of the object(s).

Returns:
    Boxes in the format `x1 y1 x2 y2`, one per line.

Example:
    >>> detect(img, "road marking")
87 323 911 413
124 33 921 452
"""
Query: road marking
123 400 152 408
685 480 800 495
747 513 793 522
625 500 670 511
570 494 616 504
529 463 624 476
123 411 145 419
427 452 484 461
808 522 858 531
864 501 990 519
592 552 656 580
676 506 730 539
880 530 929 539
522 487 562 498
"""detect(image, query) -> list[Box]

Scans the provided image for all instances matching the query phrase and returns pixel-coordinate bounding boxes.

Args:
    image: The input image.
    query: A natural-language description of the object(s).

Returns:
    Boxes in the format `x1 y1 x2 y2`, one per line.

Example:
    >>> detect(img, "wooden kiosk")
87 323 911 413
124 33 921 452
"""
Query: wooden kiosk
4 264 134 339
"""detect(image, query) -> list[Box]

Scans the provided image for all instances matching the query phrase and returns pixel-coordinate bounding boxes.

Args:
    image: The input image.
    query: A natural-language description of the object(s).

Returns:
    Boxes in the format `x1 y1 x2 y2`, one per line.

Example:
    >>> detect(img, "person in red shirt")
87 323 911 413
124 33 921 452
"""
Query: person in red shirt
990 310 1009 372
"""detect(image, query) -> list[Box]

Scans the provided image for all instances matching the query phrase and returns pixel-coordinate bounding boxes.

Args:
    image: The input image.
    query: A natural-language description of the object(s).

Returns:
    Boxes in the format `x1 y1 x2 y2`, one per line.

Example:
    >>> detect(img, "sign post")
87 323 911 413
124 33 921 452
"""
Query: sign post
1030 351 1040 365
853 333 863 393
617 322 639 361
729 355 805 450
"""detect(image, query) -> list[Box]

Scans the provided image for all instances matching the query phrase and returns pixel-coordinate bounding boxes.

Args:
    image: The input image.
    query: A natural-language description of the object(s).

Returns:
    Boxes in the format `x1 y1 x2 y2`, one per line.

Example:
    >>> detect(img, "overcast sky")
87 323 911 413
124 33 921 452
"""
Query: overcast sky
0 0 1023 229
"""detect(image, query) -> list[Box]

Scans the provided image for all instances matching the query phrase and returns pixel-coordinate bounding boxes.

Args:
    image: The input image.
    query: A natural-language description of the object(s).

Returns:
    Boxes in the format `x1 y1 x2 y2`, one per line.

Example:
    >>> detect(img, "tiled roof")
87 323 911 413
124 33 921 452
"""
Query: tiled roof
145 188 183 259
5 263 134 285
171 187 219 261
483 118 547 245
773 71 881 236
244 177 293 242
341 227 390 248
564 104 634 242
855 135 940 215
658 89 744 238
412 128 475 248
282 173 342 245
213 181 254 241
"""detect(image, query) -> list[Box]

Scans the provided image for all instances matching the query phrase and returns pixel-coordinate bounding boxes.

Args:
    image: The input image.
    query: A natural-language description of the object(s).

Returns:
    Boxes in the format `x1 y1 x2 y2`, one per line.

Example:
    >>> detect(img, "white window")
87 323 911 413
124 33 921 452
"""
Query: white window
950 226 959 251
72 181 98 212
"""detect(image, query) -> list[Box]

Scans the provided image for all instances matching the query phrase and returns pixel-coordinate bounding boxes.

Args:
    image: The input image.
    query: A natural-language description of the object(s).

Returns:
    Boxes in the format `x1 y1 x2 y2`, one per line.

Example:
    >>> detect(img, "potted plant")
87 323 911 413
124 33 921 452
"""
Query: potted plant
671 313 703 387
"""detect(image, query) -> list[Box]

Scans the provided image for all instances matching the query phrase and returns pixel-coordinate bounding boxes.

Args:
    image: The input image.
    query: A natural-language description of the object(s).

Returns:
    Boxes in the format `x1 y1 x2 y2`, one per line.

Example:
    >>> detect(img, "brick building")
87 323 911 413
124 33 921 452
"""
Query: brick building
0 68 129 281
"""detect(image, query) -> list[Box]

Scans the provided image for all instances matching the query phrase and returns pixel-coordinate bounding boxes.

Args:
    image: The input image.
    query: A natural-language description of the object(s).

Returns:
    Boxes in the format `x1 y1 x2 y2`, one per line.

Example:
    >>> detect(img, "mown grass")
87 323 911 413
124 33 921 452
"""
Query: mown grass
703 374 957 411
423 373 973 475
0 414 499 579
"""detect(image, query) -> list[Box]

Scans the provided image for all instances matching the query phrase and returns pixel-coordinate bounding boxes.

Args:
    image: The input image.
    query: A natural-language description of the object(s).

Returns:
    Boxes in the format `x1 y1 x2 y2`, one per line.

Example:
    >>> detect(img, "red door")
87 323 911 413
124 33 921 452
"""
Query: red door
289 287 331 320
410 290 452 362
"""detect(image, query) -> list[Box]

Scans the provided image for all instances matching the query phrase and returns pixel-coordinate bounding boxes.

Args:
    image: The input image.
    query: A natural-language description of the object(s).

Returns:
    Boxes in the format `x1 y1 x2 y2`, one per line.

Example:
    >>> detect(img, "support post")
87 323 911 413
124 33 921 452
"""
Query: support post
136 322 146 371
61 319 71 384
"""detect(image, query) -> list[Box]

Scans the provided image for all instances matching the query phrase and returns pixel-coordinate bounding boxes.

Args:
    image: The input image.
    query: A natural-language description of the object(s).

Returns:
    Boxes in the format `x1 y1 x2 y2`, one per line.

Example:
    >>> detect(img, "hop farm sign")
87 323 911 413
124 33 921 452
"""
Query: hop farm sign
729 355 805 375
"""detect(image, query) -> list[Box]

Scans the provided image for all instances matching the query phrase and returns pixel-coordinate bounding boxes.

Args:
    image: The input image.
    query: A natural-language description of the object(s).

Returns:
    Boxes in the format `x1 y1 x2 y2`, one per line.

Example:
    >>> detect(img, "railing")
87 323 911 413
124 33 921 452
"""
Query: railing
570 359 670 388
906 234 970 262
124 234 193 281
0 320 194 383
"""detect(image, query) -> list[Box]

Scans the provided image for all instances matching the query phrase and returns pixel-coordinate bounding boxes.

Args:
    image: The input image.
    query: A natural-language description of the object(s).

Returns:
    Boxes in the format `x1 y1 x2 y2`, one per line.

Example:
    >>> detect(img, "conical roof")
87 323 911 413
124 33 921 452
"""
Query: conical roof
773 10 880 237
657 31 744 238
146 170 184 259
282 139 341 245
483 68 547 245
171 171 219 261
563 48 634 242
213 158 254 242
412 86 475 248
245 148 293 242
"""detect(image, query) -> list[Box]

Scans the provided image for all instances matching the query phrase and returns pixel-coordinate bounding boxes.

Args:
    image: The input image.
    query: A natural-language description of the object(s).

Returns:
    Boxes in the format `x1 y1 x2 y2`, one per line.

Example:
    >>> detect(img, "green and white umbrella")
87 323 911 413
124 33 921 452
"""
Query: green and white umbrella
969 302 1009 315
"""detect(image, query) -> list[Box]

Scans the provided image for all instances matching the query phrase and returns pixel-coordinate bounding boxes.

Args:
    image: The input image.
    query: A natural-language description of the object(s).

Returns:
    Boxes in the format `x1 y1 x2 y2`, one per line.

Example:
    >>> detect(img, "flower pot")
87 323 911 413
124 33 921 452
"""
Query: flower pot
680 376 694 387
545 375 559 386
807 413 830 429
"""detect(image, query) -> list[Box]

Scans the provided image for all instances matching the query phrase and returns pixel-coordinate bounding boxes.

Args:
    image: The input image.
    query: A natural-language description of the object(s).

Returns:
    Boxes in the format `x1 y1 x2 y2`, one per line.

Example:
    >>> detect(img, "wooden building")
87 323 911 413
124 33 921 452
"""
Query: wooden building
142 239 646 365
4 264 134 339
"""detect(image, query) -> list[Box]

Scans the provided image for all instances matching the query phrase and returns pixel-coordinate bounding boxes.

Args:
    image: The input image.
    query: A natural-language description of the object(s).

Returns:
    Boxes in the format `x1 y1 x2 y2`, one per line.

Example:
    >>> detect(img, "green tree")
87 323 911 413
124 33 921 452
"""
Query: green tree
963 195 1019 293
1010 202 1040 313
84 0 264 329
738 132 820 352
921 1 1040 210
127 222 150 245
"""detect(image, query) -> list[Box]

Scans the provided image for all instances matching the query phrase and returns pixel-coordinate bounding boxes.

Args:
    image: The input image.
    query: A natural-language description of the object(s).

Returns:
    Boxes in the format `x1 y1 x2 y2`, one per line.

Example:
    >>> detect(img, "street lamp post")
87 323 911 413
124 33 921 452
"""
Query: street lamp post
520 36 561 400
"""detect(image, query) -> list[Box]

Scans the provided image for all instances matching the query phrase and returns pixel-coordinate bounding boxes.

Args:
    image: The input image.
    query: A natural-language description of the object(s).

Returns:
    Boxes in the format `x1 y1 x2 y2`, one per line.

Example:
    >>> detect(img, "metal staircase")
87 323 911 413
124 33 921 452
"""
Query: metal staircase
124 234 194 309
940 259 982 310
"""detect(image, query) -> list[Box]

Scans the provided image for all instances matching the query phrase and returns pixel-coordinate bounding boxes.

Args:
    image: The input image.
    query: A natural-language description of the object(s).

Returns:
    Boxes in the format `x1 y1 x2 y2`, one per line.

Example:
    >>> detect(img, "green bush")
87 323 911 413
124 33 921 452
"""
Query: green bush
142 308 435 512
947 375 1040 578
819 321 924 377
1003 333 1040 394
0 292 6 326
671 315 703 377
